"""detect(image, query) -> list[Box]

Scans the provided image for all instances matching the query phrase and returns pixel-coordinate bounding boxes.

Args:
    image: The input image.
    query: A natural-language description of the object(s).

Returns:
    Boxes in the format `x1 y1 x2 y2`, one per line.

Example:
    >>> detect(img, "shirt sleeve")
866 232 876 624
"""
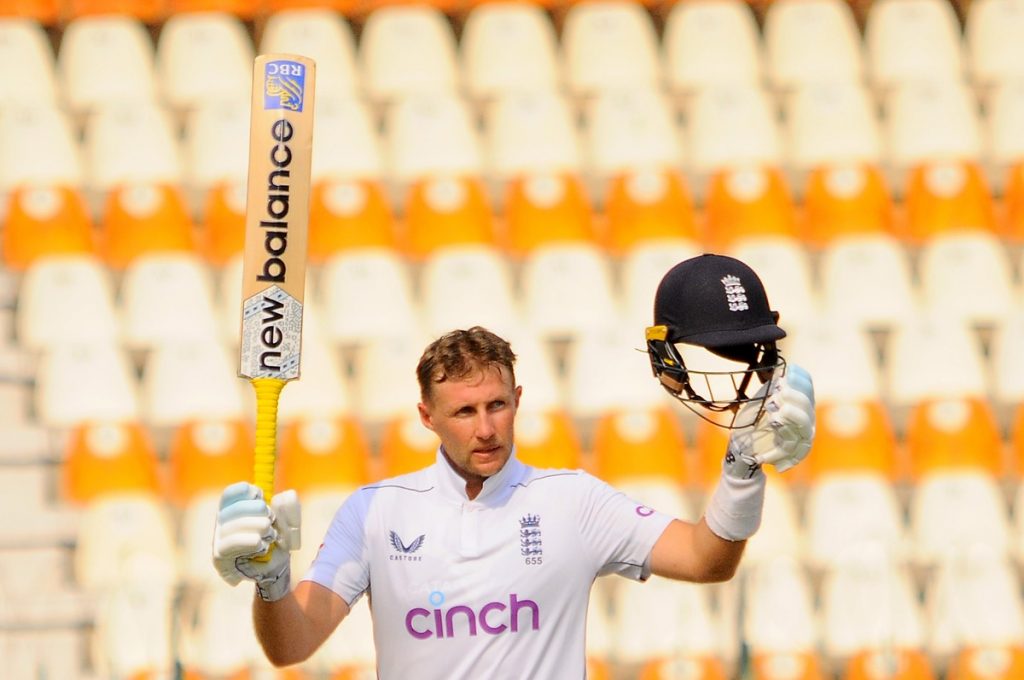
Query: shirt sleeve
300 489 372 607
576 473 674 582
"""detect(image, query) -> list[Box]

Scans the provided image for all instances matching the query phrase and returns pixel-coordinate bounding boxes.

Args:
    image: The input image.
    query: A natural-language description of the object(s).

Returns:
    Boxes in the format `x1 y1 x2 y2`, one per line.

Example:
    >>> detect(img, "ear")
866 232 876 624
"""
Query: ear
514 384 522 410
417 401 435 432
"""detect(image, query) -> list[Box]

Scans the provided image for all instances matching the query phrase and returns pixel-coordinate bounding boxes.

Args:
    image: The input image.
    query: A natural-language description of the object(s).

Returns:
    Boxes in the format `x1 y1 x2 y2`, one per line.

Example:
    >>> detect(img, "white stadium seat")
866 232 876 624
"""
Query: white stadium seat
885 80 983 170
884 312 988 405
0 18 59 106
784 318 882 402
461 2 560 100
484 91 583 182
918 231 1016 325
420 245 520 337
818 233 918 330
140 340 245 427
521 243 620 341
784 82 883 170
991 307 1024 406
83 101 182 194
16 255 120 351
321 248 420 346
259 8 360 99
57 15 157 113
183 96 250 195
820 545 926 659
926 549 1024 655
0 105 82 192
663 0 763 94
360 5 459 102
120 253 221 350
744 558 818 654
276 304 351 424
985 80 1024 167
156 11 252 112
966 0 1024 86
582 88 684 181
911 471 1012 564
384 93 483 184
561 1 662 97
687 85 783 175
313 96 386 180
36 344 139 427
764 0 864 89
866 0 964 88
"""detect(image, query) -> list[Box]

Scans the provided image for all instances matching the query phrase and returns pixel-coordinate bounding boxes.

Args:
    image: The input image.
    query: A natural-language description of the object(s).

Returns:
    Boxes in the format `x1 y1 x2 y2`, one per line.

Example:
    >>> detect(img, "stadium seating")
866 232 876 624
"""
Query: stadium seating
8 0 1024 676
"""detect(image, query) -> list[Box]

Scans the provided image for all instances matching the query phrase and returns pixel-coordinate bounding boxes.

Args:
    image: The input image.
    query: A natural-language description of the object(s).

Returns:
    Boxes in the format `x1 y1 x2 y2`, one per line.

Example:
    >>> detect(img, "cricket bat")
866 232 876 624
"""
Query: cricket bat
238 54 316 553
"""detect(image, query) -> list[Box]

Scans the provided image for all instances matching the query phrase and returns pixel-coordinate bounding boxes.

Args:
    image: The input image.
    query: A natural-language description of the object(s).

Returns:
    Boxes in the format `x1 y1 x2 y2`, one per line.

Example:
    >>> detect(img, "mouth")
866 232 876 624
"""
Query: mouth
474 445 502 456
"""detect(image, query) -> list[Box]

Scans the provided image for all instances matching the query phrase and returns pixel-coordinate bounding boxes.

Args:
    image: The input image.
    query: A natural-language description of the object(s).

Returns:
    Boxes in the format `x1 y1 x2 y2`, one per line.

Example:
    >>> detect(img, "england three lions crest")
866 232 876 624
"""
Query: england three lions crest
520 514 543 564
264 59 306 112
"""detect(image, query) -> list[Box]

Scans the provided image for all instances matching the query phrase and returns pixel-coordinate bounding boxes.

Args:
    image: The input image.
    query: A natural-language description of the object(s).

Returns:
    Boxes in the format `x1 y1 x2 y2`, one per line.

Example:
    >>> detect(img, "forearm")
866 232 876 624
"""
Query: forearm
253 580 350 667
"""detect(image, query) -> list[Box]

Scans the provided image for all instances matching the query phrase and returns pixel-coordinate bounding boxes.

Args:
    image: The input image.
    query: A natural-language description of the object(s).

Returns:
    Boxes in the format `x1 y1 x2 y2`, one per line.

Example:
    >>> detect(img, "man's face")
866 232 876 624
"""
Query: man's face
417 365 522 490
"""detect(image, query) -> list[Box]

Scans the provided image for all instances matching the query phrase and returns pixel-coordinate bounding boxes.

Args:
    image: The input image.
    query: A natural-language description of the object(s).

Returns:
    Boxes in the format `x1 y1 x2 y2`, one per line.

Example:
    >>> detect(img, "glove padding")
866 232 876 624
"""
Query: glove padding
212 482 301 601
728 363 815 475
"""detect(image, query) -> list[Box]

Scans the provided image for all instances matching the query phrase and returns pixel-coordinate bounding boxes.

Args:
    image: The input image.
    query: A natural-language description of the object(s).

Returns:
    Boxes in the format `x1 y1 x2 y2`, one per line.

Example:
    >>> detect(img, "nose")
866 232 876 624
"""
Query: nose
476 411 497 440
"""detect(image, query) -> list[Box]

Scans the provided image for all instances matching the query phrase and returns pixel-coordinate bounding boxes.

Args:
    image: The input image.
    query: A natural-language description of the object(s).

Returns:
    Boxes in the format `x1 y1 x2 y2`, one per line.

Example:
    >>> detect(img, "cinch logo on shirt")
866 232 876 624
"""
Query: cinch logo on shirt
405 594 540 640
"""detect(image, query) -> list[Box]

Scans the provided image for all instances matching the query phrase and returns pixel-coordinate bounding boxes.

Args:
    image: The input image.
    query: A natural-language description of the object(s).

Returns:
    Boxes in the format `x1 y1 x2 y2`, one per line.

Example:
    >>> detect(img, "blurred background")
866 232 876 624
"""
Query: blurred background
1 0 1023 677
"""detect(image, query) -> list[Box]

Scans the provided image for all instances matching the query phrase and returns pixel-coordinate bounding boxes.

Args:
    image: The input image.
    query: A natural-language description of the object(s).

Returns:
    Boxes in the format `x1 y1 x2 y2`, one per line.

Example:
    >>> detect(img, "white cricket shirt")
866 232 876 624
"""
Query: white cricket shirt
303 448 674 679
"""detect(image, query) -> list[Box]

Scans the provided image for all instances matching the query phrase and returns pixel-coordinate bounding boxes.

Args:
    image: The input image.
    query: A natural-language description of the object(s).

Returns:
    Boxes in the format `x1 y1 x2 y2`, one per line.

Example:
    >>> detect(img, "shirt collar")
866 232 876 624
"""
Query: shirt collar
434 446 526 504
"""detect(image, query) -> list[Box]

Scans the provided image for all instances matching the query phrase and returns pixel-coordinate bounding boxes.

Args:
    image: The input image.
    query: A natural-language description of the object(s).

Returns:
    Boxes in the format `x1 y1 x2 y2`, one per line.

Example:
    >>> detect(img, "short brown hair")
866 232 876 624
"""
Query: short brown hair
416 326 517 402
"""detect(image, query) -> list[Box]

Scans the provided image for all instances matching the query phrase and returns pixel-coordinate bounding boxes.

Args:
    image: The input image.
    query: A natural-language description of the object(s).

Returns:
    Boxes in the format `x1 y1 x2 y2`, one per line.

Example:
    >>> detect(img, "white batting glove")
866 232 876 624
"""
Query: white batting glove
729 363 816 475
212 482 302 602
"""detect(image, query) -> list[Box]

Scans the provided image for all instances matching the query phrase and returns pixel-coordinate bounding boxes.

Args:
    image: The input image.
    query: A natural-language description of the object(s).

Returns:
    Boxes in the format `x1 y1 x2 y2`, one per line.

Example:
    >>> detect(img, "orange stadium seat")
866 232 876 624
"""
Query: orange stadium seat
902 160 998 243
100 183 196 269
278 416 371 494
63 421 162 504
905 397 1003 479
948 646 1024 680
1013 404 1024 474
592 407 688 485
402 176 496 259
514 410 583 469
638 656 728 680
809 400 899 480
694 416 808 487
603 169 700 254
308 178 396 262
703 166 799 251
751 652 825 680
379 415 441 479
1003 161 1024 243
167 419 252 506
199 182 245 266
64 0 162 20
2 185 94 270
1 0 59 22
264 0 358 15
801 164 895 246
843 649 936 680
164 0 262 20
503 173 596 255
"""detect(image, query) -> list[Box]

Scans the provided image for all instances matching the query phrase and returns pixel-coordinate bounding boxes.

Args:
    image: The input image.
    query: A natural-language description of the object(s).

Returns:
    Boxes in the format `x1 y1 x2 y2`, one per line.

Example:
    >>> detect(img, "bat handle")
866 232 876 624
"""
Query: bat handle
252 376 286 562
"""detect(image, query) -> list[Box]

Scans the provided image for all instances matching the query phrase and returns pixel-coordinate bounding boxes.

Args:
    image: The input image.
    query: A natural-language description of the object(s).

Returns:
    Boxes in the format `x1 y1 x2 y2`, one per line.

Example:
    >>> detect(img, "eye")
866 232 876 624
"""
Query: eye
489 400 506 411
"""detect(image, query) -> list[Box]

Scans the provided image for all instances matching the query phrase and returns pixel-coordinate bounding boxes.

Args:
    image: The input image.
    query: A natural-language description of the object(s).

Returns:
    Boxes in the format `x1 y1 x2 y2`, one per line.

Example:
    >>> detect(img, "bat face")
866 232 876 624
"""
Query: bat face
239 55 315 381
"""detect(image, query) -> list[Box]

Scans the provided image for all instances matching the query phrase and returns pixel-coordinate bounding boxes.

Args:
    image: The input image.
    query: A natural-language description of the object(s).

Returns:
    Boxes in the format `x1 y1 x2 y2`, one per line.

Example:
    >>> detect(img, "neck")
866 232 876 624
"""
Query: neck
441 449 486 500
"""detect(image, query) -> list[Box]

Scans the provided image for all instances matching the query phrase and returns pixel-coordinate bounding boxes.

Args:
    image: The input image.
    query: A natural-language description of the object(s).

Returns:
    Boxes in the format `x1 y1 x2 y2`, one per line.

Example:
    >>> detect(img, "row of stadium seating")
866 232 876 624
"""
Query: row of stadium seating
5 0 1024 198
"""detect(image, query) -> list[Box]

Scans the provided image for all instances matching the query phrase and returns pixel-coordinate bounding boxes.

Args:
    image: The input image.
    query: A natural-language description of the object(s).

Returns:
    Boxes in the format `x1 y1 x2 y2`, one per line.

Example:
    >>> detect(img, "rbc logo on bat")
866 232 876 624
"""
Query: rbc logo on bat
264 60 305 112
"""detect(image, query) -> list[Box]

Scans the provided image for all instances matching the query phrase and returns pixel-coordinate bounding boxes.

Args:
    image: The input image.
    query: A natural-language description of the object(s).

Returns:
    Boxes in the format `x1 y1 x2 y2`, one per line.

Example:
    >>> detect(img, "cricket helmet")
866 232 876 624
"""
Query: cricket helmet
646 253 786 428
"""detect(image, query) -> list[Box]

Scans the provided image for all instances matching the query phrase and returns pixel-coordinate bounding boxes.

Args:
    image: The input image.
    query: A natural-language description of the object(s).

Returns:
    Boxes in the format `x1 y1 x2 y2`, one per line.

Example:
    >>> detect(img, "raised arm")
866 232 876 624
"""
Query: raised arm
212 482 352 667
650 364 816 583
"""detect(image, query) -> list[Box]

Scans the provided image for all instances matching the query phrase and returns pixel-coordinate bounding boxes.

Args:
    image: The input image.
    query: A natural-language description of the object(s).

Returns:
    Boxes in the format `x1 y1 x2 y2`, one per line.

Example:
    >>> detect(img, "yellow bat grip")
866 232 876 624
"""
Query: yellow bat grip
252 377 286 562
